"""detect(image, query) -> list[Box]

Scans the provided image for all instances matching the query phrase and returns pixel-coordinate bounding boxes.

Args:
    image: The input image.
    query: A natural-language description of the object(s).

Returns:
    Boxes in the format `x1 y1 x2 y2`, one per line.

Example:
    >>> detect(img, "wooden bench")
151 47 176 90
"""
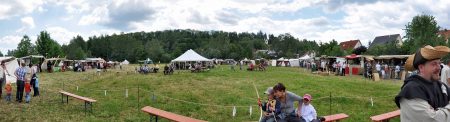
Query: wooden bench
323 113 349 122
141 106 206 122
370 110 400 122
59 90 97 113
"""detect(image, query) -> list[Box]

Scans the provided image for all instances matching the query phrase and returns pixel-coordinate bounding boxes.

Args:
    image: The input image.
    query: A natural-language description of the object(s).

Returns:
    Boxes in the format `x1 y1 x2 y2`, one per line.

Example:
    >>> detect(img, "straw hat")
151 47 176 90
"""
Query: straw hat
405 45 450 71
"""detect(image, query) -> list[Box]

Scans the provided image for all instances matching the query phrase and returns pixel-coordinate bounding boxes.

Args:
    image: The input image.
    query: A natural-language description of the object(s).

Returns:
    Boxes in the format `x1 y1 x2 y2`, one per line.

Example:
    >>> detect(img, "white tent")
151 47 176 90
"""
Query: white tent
0 57 19 84
289 59 299 67
171 49 211 62
271 60 277 66
86 58 105 63
121 60 129 65
299 55 311 60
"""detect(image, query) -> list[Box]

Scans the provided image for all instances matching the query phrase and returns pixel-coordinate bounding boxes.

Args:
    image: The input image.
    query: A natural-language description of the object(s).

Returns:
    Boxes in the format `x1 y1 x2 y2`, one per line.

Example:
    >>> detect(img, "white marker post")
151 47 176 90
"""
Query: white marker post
232 106 236 117
370 97 374 107
249 106 252 117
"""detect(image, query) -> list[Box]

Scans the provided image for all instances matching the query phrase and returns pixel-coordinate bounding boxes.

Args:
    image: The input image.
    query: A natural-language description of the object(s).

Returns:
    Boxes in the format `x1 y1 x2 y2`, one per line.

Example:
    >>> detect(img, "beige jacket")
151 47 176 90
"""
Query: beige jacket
400 98 450 122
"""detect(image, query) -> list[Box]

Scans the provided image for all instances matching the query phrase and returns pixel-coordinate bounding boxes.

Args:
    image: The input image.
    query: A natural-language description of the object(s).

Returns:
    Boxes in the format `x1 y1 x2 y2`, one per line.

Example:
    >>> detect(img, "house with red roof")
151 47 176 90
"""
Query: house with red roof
339 40 362 51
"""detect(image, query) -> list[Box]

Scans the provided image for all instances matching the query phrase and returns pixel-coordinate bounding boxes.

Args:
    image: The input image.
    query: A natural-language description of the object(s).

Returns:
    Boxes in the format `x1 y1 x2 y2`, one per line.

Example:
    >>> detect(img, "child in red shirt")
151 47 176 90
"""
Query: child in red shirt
25 81 31 103
5 82 12 101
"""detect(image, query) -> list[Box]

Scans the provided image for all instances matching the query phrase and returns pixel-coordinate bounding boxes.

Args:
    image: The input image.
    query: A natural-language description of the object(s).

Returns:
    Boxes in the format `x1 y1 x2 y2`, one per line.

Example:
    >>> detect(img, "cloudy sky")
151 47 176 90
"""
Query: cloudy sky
1 0 449 54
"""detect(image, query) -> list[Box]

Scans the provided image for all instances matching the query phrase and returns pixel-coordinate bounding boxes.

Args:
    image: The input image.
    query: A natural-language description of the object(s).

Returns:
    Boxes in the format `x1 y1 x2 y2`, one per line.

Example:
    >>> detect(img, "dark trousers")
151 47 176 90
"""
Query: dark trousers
0 79 3 98
31 74 39 96
16 80 24 102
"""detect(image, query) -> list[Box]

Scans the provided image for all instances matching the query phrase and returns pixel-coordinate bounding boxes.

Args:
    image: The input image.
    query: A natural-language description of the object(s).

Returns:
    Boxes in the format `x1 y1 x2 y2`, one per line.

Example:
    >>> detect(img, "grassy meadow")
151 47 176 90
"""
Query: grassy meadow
0 65 402 122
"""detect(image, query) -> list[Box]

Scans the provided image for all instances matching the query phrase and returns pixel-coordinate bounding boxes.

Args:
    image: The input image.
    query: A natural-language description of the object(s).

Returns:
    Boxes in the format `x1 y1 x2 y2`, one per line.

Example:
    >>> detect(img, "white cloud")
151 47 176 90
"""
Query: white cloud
16 16 35 33
2 0 450 53
46 26 79 45
46 26 121 45
0 0 44 20
0 35 22 54
78 5 110 26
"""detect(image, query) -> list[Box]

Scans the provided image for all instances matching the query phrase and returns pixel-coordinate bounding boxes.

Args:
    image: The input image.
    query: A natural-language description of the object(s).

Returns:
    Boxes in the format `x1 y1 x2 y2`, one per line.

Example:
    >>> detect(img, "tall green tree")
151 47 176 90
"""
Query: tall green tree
15 35 35 57
35 31 64 58
404 14 446 53
7 50 15 56
62 36 88 60
319 39 344 56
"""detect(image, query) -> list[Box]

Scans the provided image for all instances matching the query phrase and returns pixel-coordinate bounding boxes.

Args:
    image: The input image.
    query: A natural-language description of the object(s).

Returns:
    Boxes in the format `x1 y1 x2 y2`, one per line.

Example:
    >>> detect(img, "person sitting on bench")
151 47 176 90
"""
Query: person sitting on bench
260 88 281 122
299 94 323 122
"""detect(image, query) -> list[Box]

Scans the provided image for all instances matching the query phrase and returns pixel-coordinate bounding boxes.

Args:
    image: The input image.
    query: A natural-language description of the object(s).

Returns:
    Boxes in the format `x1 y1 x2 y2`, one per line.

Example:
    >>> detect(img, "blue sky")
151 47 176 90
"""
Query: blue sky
1 0 449 54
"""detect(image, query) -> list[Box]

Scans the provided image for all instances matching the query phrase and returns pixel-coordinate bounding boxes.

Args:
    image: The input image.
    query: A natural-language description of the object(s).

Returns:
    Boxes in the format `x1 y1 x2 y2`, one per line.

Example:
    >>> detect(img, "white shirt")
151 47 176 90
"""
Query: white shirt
31 66 37 75
440 65 450 85
395 65 400 72
300 103 317 122
376 64 381 71
400 98 450 122
0 66 4 79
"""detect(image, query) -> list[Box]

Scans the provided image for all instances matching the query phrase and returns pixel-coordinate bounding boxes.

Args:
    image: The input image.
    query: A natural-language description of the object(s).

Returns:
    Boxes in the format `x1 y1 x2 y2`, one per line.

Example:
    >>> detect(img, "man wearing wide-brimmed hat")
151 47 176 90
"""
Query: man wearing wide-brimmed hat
395 45 450 121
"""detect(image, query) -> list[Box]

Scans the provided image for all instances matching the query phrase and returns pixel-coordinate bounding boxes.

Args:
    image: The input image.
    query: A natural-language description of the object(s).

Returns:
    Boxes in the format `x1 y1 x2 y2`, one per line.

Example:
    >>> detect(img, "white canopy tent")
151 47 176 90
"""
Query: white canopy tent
299 55 311 60
85 58 105 63
0 57 19 83
121 60 129 65
171 49 212 70
171 49 212 62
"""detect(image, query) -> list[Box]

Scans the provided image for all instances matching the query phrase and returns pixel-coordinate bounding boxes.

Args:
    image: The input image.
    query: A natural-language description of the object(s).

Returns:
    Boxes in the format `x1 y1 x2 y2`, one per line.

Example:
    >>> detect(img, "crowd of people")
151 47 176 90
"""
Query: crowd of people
230 60 268 71
300 60 348 76
0 60 40 103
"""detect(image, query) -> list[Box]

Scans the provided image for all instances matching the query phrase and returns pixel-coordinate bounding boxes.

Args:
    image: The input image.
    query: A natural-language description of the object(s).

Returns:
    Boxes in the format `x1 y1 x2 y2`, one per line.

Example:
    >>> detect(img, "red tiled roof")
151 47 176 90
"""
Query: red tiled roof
438 30 450 40
339 40 360 50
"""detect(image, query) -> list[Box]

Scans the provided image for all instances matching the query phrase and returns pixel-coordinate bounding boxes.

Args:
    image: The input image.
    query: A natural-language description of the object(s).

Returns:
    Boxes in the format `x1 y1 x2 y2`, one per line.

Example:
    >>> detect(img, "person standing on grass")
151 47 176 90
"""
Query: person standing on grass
395 45 450 121
30 64 39 96
24 80 31 103
395 64 401 79
440 59 450 85
5 82 12 101
15 61 28 103
376 62 381 76
239 60 243 70
0 61 6 98
341 61 346 76
230 61 235 71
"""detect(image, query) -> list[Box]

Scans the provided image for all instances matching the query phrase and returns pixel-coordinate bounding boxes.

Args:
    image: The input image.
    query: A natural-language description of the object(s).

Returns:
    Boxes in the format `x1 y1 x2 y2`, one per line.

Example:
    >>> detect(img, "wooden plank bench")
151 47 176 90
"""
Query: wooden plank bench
141 106 207 122
370 110 400 122
59 90 97 113
323 113 349 122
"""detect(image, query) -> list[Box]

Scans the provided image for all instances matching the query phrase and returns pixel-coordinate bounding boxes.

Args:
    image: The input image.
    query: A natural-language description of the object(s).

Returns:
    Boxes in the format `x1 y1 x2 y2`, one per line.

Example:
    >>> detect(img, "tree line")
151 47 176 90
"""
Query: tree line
4 14 448 63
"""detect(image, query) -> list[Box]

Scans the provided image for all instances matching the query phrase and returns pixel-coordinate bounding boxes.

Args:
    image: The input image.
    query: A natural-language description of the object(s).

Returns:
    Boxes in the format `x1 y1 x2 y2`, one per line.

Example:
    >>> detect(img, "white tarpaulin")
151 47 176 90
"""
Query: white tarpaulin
171 49 211 62
121 60 129 65
299 55 311 60
289 59 299 67
0 57 19 84
271 60 276 66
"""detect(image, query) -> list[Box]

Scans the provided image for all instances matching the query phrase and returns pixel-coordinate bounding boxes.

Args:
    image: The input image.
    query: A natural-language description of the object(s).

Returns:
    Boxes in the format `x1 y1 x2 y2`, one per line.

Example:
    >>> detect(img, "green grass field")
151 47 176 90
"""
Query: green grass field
0 65 402 122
